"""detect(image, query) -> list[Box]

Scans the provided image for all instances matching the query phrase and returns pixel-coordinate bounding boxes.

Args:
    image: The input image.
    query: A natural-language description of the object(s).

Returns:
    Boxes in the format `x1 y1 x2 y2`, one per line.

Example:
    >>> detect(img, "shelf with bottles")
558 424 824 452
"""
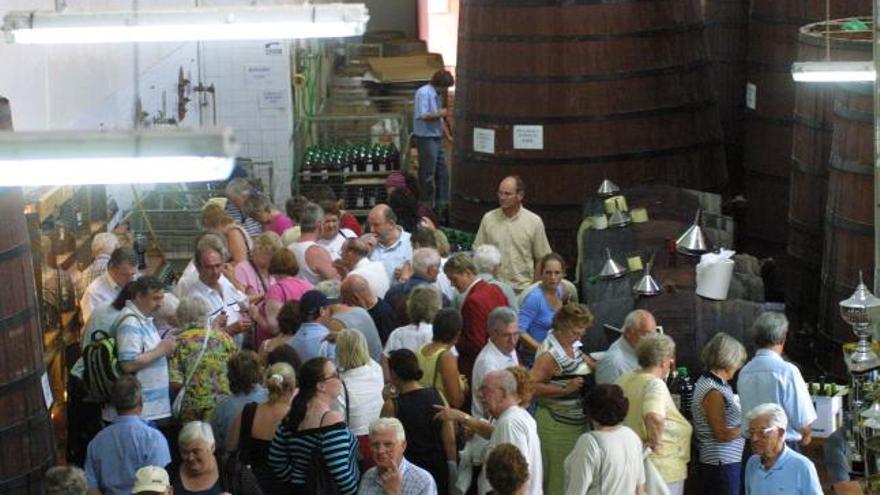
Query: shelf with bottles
299 143 402 185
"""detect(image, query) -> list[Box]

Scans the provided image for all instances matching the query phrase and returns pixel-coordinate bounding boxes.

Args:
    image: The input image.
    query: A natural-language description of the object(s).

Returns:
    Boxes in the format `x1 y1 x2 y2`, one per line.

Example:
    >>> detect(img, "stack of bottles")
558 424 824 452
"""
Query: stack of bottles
301 143 401 182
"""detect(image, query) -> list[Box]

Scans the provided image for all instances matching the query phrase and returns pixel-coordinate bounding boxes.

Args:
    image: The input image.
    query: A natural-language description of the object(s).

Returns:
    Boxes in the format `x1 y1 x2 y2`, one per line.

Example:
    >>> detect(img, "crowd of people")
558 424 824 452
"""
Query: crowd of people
50 173 830 495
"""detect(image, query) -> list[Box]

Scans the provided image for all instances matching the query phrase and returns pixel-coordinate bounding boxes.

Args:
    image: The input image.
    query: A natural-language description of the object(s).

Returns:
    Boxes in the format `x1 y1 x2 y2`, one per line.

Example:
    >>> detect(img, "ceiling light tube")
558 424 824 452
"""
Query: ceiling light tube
0 128 238 186
791 61 876 82
2 3 369 44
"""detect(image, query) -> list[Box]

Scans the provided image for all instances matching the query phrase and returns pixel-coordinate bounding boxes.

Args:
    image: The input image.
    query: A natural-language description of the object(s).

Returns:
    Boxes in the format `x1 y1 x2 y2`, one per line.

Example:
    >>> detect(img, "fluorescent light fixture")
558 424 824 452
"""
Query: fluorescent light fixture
0 128 238 186
791 61 875 82
2 3 369 44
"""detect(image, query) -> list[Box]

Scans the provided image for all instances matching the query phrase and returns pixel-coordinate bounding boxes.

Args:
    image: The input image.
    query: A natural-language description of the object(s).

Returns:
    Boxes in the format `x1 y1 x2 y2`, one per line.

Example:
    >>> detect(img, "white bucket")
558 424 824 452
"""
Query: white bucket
696 258 735 300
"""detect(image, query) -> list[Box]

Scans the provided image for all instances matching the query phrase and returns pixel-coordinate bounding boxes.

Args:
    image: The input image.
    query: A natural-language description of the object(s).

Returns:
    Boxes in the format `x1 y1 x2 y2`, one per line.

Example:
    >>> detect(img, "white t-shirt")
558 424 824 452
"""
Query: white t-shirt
81 272 122 323
471 340 519 419
318 228 356 260
563 426 645 495
341 359 384 436
348 257 391 299
479 406 543 495
383 322 433 355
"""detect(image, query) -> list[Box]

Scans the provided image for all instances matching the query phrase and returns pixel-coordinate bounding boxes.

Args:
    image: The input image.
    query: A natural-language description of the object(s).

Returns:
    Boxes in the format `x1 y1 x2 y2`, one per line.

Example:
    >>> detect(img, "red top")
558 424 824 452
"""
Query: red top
340 211 362 236
457 279 509 380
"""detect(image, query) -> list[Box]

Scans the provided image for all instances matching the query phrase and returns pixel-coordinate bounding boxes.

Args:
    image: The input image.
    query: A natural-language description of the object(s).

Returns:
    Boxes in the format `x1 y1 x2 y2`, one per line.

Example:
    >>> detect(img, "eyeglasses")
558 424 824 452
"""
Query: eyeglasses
747 426 776 439
321 372 340 382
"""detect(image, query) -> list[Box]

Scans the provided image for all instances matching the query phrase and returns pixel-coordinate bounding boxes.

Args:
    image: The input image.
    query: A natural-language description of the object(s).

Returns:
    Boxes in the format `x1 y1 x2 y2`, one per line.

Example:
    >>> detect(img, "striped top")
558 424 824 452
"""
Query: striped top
536 331 590 425
267 421 360 495
691 372 745 464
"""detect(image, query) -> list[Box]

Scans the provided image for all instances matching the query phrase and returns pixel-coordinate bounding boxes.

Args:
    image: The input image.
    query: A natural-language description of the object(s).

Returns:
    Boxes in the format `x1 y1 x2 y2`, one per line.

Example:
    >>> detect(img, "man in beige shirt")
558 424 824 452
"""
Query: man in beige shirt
473 176 552 292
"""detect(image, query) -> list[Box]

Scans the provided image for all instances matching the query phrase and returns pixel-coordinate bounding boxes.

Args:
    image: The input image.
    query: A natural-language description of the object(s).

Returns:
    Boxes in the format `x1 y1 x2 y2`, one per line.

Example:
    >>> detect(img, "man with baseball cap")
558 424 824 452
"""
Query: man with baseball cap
132 466 171 495
287 290 335 362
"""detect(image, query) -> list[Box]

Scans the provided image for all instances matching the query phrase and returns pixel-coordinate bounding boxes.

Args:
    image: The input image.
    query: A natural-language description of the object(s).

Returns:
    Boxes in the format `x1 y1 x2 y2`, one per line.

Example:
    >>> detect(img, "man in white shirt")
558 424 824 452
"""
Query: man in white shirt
472 307 520 419
81 246 139 322
340 238 390 299
177 244 249 339
478 369 542 495
595 309 658 385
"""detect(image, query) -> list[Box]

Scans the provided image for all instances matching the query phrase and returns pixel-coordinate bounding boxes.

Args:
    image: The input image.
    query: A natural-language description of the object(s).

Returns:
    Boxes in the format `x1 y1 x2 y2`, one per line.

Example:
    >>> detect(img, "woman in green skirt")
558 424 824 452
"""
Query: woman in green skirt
530 303 594 495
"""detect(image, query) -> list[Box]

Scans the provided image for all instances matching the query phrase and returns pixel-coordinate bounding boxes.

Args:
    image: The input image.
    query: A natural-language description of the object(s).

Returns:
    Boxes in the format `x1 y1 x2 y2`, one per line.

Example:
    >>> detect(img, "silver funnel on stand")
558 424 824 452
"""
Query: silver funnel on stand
676 209 709 256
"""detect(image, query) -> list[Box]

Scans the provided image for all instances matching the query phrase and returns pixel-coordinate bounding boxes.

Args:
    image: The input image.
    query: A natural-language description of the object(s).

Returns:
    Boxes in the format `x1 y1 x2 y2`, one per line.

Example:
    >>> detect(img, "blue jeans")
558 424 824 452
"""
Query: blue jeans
697 462 741 495
415 136 448 208
823 427 851 484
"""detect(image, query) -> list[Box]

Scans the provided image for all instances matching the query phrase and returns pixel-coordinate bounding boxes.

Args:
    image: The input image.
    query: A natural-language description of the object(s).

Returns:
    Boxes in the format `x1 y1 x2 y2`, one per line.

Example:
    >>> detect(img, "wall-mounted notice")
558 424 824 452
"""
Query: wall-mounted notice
746 82 757 110
513 125 543 150
41 372 53 410
474 128 495 154
260 90 286 109
246 65 273 84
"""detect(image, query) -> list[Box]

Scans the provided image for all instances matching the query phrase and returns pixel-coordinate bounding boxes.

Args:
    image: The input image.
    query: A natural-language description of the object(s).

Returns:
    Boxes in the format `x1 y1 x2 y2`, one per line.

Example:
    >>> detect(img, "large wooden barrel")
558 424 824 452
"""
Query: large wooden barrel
818 82 874 377
701 0 750 192
743 0 871 252
786 19 872 341
0 187 56 494
451 0 728 264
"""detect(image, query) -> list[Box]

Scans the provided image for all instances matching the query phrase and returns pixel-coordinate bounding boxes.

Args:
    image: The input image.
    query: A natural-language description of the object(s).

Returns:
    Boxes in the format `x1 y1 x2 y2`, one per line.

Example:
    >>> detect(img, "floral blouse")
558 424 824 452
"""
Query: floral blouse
169 327 237 422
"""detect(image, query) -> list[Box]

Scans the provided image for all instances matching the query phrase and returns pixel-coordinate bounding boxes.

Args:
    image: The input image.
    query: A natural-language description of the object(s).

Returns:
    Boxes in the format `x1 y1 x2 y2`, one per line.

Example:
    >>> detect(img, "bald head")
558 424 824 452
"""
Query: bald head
341 274 375 308
622 309 657 347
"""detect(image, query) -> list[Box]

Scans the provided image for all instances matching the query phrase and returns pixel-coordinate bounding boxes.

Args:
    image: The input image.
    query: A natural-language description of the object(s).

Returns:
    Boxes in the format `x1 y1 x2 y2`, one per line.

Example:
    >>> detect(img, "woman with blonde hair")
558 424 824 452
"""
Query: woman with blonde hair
227 362 297 495
336 328 384 469
530 302 594 495
201 202 252 265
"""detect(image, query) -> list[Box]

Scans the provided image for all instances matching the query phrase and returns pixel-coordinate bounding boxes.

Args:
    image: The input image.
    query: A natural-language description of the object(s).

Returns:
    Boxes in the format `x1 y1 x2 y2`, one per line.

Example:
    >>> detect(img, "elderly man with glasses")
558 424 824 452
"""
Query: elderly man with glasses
744 403 822 495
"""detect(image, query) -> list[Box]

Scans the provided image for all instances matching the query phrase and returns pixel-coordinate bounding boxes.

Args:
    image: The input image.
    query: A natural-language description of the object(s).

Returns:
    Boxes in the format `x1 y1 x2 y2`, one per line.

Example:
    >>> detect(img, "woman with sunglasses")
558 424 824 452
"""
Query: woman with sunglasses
268 357 360 494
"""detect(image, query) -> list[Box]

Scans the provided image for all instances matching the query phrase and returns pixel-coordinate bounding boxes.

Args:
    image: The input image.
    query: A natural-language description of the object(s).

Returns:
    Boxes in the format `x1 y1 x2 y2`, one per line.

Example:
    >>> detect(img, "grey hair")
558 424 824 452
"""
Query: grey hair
243 192 272 218
473 244 502 274
701 332 747 371
44 466 88 495
299 203 324 232
369 417 406 443
487 369 518 396
406 285 443 323
412 247 441 276
635 333 676 368
193 231 229 266
111 375 142 411
91 232 120 257
745 403 788 433
751 312 788 348
225 177 253 198
153 291 179 322
176 295 211 329
487 306 517 334
316 279 342 300
179 421 215 449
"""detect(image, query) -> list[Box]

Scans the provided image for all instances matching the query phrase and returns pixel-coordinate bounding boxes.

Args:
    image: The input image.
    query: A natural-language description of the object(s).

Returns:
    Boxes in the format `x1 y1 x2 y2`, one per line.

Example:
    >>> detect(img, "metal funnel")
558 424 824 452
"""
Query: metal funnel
597 178 620 197
598 248 627 280
608 209 631 228
676 209 709 256
634 256 661 296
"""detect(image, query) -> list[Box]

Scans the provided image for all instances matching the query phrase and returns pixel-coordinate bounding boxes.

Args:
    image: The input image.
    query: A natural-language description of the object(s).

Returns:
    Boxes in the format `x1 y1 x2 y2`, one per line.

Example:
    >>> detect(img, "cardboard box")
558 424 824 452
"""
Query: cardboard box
367 54 445 83
810 384 847 438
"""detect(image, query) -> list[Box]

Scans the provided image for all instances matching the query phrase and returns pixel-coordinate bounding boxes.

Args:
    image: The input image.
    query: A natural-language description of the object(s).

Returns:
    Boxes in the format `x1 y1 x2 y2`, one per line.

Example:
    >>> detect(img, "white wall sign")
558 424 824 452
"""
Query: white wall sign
260 90 286 109
746 82 757 110
513 125 544 150
41 372 53 410
245 65 273 84
264 42 283 56
473 127 495 154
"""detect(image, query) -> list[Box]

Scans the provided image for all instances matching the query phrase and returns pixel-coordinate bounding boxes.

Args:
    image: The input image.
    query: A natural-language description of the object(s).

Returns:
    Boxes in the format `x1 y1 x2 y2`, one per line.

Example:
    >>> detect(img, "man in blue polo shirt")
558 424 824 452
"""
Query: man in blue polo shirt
85 376 171 495
744 403 822 495
413 70 454 214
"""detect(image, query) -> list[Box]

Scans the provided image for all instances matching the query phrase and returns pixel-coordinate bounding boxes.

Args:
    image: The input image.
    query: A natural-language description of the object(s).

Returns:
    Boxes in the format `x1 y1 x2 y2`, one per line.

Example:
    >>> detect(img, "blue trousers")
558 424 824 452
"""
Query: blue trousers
415 136 448 208
697 461 741 495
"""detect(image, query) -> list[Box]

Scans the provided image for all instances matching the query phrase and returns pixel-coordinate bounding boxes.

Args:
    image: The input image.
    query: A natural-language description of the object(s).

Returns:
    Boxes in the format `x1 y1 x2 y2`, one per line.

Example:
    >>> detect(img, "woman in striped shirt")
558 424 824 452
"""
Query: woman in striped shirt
691 332 748 495
530 303 595 495
268 357 360 494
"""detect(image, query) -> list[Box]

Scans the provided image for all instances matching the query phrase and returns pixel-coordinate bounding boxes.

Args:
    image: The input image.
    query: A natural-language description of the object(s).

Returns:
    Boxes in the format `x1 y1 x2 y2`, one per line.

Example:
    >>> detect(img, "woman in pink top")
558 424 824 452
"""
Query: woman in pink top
251 249 313 337
234 232 282 349
244 192 295 237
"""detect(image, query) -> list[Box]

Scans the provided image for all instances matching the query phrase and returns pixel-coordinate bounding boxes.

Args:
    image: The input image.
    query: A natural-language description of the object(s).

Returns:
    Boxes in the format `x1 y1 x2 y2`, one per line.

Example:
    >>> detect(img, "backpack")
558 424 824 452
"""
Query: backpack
82 313 138 401
82 330 121 401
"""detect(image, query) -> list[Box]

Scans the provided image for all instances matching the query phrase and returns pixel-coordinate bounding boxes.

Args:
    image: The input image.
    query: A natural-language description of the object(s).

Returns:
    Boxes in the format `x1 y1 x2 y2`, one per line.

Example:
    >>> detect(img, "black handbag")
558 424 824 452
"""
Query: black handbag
221 402 266 495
